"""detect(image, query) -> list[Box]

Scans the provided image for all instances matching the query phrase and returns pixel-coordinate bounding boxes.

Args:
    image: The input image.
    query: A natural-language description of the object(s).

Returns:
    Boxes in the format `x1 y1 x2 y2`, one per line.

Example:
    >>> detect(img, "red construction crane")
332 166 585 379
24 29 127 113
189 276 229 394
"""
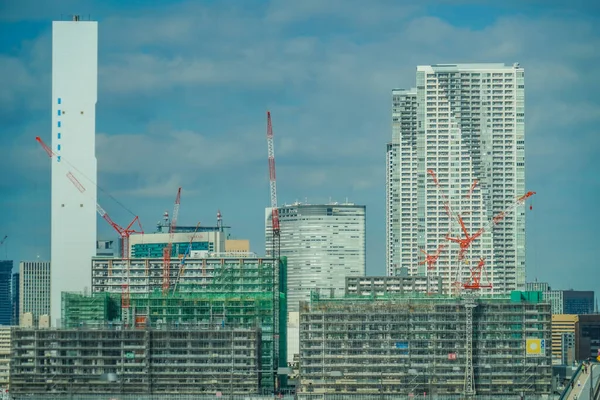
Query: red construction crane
419 244 446 271
446 216 484 261
35 136 143 311
446 191 536 261
426 169 456 220
463 257 492 290
266 111 280 259
162 187 181 295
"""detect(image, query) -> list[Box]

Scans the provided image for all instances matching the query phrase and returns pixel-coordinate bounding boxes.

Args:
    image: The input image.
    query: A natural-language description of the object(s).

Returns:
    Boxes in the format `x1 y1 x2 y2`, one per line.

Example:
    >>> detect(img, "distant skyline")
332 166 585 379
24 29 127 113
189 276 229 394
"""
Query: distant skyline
0 1 599 297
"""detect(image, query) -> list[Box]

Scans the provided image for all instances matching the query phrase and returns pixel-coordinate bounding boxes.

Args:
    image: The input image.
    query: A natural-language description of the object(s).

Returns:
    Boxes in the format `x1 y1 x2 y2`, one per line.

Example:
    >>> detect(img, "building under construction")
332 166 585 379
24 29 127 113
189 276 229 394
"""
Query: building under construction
299 290 551 397
9 326 261 395
12 257 288 395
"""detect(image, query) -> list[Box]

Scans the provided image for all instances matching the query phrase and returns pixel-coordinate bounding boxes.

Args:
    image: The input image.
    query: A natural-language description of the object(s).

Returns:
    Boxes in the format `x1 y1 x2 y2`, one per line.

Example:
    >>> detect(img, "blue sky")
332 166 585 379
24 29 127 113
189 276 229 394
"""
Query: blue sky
0 0 598 297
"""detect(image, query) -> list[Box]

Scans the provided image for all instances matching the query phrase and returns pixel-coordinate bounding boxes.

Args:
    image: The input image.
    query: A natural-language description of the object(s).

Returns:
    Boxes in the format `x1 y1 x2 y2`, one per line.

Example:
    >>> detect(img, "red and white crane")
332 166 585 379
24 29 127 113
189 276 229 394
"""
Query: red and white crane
35 136 143 311
419 244 446 271
463 257 492 290
162 187 181 295
266 111 280 259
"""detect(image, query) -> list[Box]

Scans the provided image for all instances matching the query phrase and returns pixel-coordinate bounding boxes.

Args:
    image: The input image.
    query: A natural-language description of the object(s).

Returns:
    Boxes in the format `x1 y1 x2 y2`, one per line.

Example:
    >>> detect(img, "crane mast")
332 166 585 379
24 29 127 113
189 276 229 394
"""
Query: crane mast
266 111 280 259
162 188 181 295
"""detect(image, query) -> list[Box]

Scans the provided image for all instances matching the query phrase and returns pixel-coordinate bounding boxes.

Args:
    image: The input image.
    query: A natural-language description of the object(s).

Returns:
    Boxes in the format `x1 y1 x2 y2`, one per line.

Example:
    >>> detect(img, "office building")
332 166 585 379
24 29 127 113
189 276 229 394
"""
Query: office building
128 229 226 258
10 327 261 395
51 17 98 326
19 261 51 326
387 63 526 294
11 272 19 326
0 261 12 326
299 291 551 396
265 202 366 312
551 314 578 364
526 282 595 314
0 327 9 390
575 314 600 362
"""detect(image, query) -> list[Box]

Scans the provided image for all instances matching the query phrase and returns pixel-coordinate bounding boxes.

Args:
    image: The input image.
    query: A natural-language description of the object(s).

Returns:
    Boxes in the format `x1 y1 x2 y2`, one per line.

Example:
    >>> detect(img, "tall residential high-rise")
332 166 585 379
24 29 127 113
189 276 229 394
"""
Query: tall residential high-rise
386 88 417 276
0 261 12 325
11 272 19 326
51 17 98 325
387 63 526 294
265 202 366 312
19 262 51 326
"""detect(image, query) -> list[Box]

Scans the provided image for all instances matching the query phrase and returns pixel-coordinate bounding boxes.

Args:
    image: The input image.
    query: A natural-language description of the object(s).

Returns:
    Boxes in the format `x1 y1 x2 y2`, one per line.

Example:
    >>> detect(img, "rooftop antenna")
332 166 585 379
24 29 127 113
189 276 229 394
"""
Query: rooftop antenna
217 210 222 232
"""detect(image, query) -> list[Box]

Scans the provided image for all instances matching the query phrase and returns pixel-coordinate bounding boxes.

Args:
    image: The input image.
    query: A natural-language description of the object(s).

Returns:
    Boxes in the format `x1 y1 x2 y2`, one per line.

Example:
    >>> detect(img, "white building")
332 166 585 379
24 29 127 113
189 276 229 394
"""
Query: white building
386 63 526 294
51 17 98 326
19 261 51 327
265 203 366 312
0 327 9 390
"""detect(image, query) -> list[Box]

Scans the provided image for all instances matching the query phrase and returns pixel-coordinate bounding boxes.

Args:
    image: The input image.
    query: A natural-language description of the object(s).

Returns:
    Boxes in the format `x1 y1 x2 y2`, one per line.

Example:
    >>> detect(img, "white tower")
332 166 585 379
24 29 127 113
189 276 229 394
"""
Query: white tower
51 17 98 326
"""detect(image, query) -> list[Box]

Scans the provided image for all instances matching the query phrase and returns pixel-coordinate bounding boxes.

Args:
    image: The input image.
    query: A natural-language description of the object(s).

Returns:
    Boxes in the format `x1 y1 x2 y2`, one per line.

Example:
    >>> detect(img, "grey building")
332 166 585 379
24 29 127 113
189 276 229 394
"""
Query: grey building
345 276 443 297
11 272 19 326
387 63 527 294
19 261 51 326
266 203 366 312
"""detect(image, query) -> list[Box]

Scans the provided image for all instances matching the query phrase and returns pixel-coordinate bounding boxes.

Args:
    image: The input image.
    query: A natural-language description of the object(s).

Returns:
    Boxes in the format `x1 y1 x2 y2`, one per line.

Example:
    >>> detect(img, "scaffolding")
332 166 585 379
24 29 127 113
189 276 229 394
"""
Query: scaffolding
298 291 552 396
63 257 289 394
9 327 261 395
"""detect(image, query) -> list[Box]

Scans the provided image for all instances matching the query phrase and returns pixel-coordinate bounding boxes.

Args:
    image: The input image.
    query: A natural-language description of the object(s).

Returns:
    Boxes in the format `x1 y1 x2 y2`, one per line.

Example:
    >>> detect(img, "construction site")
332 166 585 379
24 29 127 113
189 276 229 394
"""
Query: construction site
9 326 262 395
298 290 552 396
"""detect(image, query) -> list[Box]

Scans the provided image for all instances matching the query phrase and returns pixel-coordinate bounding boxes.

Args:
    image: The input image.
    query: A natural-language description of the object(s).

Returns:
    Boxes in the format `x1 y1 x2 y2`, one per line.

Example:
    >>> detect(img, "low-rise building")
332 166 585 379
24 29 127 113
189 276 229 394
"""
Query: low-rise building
299 291 552 396
10 326 261 395
0 327 10 390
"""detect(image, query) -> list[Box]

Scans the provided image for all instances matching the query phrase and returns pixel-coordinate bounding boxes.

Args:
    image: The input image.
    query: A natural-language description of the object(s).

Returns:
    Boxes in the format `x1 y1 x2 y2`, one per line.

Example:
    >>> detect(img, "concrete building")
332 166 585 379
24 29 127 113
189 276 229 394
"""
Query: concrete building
0 327 9 391
51 17 98 326
552 314 578 365
9 327 262 395
345 275 443 297
0 261 11 326
387 63 527 295
11 273 19 326
96 239 119 257
386 88 417 277
19 261 51 326
266 203 366 312
299 291 552 396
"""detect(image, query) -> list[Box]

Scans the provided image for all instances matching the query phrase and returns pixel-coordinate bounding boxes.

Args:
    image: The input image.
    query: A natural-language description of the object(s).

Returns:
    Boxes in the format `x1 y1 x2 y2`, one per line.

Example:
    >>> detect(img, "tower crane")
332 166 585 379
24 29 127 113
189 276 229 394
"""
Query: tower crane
162 187 181 295
419 244 446 271
0 236 7 259
266 111 280 260
172 221 201 294
35 136 143 315
463 257 492 290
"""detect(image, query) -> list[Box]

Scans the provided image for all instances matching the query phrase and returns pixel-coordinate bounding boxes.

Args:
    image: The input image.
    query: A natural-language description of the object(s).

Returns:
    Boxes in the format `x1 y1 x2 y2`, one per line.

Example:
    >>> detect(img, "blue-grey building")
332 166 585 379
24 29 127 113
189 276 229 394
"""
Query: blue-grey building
0 261 12 325
12 272 19 325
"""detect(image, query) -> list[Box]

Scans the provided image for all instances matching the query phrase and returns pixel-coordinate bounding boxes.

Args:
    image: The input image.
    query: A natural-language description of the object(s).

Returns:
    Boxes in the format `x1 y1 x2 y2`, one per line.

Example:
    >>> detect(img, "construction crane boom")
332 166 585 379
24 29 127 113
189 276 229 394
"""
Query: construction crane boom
266 111 280 258
172 221 201 294
35 136 143 313
162 187 181 294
